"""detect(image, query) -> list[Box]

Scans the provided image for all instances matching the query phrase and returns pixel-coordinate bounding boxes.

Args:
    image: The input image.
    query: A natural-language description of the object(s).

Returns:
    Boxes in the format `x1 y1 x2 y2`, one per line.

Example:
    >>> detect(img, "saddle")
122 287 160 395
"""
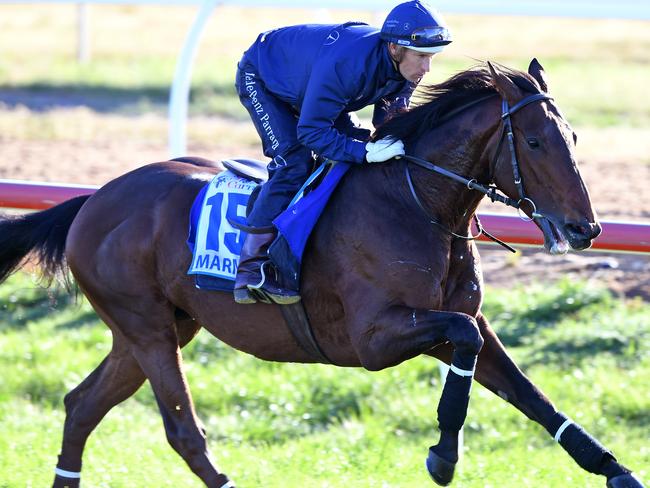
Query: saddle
221 158 268 184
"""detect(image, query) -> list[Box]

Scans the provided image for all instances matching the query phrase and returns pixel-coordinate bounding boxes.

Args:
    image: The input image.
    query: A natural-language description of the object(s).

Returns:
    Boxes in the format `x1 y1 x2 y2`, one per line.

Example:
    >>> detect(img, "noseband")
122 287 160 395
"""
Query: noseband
403 91 553 250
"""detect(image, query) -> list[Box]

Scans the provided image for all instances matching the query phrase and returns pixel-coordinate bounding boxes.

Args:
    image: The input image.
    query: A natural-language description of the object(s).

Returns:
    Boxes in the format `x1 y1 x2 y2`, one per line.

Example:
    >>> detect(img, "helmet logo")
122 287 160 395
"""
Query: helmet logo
325 30 340 45
403 22 411 31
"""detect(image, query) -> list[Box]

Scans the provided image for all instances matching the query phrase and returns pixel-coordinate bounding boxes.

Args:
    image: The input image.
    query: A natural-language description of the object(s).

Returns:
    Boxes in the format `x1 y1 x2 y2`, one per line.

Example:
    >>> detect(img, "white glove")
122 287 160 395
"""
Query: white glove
365 137 405 163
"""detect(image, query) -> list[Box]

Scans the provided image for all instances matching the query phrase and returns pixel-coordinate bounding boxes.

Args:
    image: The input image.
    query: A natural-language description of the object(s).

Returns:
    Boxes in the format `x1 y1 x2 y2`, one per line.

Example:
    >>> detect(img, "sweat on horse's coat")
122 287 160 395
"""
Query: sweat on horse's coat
0 60 644 488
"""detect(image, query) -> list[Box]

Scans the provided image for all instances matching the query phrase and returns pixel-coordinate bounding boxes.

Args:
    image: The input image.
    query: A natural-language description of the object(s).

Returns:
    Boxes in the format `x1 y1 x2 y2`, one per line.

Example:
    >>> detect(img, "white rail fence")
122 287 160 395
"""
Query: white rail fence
2 0 649 156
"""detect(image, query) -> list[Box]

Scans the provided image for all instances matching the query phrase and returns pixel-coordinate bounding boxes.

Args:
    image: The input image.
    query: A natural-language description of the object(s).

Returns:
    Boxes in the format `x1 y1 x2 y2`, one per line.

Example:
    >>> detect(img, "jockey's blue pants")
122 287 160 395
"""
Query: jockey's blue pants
235 60 314 228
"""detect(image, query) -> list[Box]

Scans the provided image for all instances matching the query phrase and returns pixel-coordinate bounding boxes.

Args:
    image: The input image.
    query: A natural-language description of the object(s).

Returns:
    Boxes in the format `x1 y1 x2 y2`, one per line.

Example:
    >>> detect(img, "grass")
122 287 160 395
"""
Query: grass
0 8 647 485
0 271 648 487
0 6 649 126
1 6 650 171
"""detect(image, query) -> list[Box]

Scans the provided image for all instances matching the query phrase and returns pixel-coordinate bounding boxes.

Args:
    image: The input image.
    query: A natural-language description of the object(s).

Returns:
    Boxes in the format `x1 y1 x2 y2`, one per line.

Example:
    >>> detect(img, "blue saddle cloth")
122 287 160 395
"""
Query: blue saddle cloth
186 171 255 291
273 161 350 262
187 162 351 292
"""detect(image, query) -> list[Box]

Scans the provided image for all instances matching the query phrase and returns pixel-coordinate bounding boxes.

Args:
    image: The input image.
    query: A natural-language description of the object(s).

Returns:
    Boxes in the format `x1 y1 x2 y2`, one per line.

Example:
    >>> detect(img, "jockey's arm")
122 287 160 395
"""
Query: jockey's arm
296 59 368 164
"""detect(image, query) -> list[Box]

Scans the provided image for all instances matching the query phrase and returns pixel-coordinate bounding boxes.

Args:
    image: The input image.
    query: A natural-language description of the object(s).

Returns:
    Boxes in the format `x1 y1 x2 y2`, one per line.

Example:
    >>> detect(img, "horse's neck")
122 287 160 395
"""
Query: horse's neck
410 112 499 234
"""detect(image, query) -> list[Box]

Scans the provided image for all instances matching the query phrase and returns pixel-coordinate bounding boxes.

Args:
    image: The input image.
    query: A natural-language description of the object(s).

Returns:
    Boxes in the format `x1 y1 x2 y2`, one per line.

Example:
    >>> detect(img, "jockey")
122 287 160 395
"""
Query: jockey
234 0 452 305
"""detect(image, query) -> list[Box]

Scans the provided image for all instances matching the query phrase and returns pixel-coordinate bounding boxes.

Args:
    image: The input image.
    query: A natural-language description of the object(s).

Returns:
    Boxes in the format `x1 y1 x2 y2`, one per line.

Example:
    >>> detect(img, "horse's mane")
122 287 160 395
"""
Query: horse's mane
373 63 542 143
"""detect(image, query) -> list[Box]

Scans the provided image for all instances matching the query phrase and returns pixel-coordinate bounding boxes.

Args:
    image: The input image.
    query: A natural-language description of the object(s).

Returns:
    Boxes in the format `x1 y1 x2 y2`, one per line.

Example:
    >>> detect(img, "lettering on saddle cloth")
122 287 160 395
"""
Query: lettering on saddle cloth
187 162 351 288
187 171 256 281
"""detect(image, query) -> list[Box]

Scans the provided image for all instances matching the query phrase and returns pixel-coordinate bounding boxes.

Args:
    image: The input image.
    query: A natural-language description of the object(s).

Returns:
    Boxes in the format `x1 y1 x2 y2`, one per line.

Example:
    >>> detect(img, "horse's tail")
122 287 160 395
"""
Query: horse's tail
0 195 91 284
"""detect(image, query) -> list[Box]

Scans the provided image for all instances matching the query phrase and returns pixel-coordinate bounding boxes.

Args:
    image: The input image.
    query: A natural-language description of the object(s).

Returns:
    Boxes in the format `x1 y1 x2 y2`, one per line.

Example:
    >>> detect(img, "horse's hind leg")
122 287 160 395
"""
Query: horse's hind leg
53 333 146 488
464 313 644 488
107 306 233 488
129 336 233 487
53 313 208 488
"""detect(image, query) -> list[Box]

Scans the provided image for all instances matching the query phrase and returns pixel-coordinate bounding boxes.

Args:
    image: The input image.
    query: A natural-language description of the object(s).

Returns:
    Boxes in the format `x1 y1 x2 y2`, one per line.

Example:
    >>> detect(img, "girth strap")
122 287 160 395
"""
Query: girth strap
279 302 334 365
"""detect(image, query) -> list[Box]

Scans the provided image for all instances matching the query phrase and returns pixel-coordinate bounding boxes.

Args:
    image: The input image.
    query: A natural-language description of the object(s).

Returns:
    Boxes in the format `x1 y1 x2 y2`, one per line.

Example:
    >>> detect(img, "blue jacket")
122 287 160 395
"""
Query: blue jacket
241 22 414 164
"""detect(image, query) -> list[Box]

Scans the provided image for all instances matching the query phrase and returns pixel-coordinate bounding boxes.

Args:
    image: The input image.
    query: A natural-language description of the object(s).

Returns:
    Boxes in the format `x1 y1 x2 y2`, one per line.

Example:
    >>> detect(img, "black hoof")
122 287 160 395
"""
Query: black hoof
426 447 456 486
607 473 646 488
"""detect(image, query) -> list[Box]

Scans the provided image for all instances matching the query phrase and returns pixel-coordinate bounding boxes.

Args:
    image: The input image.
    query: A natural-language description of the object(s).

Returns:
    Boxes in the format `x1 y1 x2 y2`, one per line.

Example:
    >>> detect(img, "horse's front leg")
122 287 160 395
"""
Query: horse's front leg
467 313 645 488
350 305 484 486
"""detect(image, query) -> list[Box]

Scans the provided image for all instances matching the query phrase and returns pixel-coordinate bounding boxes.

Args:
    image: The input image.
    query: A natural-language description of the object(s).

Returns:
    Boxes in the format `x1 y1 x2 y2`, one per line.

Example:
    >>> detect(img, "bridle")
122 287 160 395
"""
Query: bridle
492 92 552 218
402 91 553 251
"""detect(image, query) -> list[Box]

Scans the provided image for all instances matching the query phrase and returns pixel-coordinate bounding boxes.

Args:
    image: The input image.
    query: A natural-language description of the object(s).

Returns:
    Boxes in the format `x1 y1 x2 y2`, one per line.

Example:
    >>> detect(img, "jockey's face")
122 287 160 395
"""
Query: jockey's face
388 43 435 83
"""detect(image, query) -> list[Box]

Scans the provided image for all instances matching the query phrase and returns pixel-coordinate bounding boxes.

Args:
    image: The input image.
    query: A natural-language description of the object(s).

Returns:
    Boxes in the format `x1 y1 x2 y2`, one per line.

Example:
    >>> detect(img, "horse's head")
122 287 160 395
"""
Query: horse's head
487 59 601 254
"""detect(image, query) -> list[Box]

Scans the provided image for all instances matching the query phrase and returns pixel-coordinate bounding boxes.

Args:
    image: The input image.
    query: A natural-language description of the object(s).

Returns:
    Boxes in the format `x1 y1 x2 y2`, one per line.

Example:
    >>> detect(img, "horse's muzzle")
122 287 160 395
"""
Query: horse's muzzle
538 217 601 255
562 219 602 251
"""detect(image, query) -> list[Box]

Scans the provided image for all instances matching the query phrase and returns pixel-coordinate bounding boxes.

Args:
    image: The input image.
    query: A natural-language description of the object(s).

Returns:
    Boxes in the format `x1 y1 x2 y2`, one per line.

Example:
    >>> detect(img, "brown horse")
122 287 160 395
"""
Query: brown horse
0 60 644 488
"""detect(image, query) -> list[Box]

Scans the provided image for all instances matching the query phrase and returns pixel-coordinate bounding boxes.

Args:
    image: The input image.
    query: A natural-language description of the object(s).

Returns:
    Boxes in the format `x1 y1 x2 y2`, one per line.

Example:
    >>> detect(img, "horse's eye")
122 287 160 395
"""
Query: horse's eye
527 137 540 149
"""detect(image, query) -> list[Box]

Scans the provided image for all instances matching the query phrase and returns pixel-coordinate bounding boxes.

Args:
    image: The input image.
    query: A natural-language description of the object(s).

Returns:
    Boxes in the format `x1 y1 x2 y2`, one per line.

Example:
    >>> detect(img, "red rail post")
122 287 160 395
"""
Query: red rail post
2 179 649 253
0 179 99 211
476 213 650 254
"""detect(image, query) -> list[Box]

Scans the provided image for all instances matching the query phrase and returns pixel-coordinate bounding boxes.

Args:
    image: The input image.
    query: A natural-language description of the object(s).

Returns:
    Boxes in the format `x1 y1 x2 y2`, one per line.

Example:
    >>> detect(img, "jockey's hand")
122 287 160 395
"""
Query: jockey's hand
365 137 405 163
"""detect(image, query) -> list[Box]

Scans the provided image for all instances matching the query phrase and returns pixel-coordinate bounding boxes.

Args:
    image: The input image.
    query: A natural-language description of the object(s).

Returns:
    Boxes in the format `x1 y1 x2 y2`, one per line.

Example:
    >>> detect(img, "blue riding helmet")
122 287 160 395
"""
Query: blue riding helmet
380 0 452 53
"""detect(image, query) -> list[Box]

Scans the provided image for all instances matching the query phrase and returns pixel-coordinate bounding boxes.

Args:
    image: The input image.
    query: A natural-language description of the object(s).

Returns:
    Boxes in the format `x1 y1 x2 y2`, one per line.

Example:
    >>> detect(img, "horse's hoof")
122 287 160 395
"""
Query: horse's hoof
607 473 646 488
426 447 456 486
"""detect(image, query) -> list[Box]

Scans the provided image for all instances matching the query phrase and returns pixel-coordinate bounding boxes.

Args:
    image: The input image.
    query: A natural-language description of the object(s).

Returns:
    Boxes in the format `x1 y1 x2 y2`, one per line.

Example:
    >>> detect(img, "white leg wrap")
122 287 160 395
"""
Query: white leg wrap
219 481 235 488
553 418 573 442
449 363 475 377
55 467 81 478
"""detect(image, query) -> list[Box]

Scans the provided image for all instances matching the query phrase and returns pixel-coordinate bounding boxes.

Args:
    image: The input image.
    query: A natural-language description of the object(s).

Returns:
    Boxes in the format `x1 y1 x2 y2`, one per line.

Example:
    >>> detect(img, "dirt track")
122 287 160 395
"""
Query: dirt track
1 115 649 301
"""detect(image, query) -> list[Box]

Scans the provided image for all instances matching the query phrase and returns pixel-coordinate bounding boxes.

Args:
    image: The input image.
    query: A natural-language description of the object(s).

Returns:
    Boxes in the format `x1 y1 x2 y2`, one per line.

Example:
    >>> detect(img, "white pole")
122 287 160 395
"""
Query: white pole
77 3 90 63
168 0 220 157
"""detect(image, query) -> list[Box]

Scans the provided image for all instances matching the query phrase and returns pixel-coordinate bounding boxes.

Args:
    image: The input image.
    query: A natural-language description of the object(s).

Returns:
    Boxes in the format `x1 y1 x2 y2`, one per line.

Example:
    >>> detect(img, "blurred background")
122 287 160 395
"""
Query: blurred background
0 3 648 487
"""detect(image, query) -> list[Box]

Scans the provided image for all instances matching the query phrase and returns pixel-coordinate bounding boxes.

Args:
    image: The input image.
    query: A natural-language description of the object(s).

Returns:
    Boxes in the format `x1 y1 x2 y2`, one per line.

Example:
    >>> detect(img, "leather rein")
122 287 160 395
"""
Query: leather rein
402 92 553 252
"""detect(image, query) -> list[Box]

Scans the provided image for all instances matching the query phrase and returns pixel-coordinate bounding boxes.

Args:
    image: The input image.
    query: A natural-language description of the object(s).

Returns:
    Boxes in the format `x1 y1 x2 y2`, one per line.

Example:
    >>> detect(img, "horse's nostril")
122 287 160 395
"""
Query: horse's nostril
565 223 587 236
592 222 603 238
565 221 601 239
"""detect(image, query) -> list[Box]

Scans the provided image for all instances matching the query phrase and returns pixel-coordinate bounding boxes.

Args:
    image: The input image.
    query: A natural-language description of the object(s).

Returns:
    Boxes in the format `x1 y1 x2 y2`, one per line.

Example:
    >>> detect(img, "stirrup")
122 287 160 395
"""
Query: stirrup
233 287 258 305
248 286 301 305
247 262 301 305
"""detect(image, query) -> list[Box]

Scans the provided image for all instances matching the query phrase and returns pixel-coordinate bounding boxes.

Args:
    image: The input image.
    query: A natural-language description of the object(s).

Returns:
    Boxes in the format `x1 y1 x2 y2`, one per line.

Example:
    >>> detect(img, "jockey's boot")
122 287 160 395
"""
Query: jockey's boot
233 231 275 304
233 231 301 305
248 259 301 305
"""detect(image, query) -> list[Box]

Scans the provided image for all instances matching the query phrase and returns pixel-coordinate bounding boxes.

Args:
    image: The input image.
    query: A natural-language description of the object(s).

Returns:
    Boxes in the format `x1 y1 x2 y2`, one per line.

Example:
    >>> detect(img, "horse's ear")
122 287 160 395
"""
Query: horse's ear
487 61 520 105
528 58 549 93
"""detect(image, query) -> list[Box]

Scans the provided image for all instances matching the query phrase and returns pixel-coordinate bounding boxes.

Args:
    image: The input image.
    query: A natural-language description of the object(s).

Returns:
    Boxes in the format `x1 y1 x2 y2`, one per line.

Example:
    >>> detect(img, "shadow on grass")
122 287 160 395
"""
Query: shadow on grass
520 334 635 369
54 309 101 330
0 284 99 331
0 82 236 115
492 301 585 347
488 285 611 348
0 287 74 330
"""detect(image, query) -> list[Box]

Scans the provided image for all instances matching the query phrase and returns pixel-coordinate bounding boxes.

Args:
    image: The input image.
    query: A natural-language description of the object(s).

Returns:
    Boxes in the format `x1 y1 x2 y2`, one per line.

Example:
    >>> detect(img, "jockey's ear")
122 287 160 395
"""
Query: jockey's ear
528 58 549 93
388 42 405 63
487 61 520 106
